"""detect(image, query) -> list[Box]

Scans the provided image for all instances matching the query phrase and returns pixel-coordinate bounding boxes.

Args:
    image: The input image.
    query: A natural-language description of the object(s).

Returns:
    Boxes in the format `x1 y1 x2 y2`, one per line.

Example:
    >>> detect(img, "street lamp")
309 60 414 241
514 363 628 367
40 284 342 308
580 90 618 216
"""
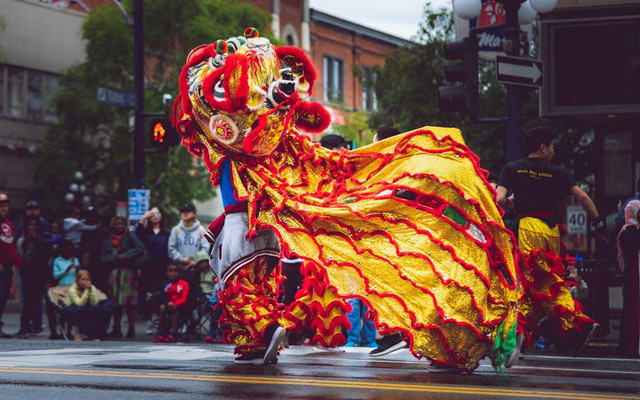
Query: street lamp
65 171 91 208
452 0 557 162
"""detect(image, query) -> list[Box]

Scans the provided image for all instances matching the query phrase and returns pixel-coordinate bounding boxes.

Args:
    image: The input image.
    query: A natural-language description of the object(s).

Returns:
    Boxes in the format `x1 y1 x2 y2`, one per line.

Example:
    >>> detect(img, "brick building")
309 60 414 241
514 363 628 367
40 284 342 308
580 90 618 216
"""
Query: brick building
242 0 413 125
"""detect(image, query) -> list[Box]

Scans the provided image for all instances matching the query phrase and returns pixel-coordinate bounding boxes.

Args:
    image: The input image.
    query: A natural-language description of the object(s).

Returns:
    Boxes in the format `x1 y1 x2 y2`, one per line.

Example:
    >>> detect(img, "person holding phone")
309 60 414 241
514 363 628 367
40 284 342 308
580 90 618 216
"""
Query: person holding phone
136 207 170 335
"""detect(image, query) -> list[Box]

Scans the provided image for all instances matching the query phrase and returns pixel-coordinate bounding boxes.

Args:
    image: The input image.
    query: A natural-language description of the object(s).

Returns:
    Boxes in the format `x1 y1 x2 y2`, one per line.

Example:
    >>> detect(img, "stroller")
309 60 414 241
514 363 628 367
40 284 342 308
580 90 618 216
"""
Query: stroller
47 285 111 340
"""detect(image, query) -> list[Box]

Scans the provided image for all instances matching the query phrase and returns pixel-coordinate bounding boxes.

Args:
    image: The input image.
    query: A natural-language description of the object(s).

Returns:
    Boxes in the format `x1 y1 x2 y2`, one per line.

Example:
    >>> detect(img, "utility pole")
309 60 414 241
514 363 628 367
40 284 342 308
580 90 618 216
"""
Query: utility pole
501 0 523 162
133 0 145 189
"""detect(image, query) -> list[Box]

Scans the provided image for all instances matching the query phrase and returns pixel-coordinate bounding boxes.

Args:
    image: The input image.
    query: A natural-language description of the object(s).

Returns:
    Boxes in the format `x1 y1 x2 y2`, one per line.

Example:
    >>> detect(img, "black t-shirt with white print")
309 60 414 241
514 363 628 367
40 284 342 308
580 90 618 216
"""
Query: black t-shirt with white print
498 157 575 217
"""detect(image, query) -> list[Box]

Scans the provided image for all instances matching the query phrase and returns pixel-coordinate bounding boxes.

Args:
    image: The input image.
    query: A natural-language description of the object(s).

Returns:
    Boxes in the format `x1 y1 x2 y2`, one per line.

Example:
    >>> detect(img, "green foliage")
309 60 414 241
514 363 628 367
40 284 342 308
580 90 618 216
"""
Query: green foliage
31 0 272 223
331 111 374 149
367 4 548 176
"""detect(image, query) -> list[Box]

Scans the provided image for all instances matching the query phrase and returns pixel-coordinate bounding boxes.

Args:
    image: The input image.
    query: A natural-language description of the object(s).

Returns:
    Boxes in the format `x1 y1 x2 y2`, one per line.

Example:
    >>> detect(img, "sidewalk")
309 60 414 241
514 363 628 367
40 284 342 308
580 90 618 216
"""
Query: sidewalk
0 300 168 342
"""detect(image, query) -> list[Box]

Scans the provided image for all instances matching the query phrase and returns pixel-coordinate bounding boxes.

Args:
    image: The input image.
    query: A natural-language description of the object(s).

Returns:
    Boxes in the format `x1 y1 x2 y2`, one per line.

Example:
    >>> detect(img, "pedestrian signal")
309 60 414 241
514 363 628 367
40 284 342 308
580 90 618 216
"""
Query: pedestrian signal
150 118 179 147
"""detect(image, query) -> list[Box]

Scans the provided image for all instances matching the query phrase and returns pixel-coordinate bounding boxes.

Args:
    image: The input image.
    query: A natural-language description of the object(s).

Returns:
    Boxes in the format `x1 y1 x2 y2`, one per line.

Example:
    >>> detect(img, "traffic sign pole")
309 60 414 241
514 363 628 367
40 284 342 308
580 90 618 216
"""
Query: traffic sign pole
503 0 522 163
133 0 145 189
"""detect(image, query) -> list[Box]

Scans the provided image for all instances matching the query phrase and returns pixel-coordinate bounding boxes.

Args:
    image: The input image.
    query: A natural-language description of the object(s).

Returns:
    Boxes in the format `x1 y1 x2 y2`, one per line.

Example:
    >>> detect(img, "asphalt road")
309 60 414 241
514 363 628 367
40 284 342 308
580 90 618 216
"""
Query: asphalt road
0 338 638 400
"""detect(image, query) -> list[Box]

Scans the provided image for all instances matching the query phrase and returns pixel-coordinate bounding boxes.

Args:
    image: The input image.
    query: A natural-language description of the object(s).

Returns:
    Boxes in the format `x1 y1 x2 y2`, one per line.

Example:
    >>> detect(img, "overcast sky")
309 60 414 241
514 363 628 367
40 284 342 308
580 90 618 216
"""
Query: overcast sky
308 0 452 41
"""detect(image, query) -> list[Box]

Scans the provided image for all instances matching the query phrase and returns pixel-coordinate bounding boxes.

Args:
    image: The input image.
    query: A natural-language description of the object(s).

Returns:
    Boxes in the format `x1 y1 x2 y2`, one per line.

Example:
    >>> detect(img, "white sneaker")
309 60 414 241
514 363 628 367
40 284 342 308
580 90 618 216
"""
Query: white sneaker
145 320 154 335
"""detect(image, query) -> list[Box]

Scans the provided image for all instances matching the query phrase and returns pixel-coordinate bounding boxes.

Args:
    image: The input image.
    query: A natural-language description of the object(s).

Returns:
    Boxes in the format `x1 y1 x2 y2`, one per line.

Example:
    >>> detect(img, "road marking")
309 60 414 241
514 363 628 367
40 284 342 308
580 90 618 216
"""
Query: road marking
0 366 636 400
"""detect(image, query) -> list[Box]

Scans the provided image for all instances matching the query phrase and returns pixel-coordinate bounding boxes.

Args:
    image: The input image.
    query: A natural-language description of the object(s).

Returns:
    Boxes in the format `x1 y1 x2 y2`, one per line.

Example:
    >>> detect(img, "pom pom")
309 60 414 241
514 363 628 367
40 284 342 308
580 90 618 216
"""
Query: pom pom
244 27 259 38
213 39 228 54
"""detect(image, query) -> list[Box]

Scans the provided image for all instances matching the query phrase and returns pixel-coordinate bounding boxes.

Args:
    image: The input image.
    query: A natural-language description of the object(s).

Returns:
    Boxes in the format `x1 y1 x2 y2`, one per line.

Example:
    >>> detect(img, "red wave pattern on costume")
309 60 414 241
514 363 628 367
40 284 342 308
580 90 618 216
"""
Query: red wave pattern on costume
220 258 288 354
518 249 596 340
284 260 351 347
189 127 519 371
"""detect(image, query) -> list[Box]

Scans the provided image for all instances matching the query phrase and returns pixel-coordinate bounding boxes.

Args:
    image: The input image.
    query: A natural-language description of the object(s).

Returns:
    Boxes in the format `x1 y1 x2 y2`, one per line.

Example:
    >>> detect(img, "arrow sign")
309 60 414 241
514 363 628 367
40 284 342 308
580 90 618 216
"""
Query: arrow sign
496 56 544 87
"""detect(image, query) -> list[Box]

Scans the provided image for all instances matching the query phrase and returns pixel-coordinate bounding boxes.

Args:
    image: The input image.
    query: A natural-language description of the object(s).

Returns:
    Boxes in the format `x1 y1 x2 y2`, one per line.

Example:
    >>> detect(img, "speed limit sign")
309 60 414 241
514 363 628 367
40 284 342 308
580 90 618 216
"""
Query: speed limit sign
566 205 588 235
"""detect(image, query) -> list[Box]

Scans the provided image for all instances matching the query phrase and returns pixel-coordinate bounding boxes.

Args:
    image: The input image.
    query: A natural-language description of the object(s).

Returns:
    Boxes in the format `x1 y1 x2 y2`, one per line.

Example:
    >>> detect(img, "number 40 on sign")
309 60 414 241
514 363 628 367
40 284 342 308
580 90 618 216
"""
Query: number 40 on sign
566 205 588 236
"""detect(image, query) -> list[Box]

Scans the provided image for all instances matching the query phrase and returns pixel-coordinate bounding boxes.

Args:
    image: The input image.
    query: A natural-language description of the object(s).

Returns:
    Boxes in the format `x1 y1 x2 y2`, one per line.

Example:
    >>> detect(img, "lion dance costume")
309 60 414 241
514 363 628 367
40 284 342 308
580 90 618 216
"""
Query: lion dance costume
172 28 519 371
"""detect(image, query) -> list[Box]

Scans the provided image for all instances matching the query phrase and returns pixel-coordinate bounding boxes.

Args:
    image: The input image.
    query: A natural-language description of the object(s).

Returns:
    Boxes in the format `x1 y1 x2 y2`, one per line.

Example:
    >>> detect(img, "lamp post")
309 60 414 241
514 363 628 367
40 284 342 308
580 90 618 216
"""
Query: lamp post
452 0 557 162
65 171 91 209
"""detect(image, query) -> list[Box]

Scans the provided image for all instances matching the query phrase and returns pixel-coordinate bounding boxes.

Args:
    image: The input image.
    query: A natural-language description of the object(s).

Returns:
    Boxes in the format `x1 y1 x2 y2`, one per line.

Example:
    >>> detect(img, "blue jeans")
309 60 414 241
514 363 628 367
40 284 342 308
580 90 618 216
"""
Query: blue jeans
345 298 376 346
18 270 43 330
0 268 13 329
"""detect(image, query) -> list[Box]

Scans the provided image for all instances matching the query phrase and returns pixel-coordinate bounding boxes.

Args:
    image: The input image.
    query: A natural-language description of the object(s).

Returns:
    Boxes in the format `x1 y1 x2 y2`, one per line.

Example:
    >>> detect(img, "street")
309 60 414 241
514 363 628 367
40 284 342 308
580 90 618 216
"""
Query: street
0 337 638 400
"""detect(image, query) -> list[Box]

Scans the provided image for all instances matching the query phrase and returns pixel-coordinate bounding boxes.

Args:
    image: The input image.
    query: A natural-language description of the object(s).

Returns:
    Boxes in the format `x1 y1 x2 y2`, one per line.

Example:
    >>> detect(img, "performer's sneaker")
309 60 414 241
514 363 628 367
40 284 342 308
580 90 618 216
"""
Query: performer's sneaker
263 324 286 364
573 322 599 357
505 333 524 369
428 361 462 374
234 350 266 365
369 334 408 357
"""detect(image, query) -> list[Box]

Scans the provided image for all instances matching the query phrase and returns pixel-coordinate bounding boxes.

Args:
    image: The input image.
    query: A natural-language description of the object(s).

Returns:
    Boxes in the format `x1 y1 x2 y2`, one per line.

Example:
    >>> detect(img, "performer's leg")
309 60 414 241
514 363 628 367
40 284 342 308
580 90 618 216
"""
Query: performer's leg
220 256 286 360
344 298 362 346
283 261 350 348
518 218 596 352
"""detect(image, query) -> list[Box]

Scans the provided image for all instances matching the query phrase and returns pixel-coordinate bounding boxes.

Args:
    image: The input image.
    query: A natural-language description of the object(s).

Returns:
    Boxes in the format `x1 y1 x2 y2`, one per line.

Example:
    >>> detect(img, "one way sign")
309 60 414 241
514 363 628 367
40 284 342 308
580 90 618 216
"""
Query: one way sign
496 56 544 88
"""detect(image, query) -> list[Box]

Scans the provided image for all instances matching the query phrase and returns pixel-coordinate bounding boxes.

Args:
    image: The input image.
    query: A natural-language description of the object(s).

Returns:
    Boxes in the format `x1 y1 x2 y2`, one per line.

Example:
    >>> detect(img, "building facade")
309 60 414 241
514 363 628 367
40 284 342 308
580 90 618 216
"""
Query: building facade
0 0 111 209
0 0 411 212
242 0 412 128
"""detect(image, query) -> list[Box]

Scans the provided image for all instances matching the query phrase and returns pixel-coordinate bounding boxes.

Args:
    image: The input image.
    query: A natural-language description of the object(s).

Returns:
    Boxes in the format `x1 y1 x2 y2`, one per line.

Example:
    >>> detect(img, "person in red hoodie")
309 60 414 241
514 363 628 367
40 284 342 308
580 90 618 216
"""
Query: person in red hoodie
153 262 189 343
0 192 22 338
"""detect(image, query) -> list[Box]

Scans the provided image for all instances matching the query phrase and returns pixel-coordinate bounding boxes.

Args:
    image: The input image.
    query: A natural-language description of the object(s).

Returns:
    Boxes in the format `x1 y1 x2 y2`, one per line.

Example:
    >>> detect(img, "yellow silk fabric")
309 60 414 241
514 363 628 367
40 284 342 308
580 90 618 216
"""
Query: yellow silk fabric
518 217 561 254
197 125 518 370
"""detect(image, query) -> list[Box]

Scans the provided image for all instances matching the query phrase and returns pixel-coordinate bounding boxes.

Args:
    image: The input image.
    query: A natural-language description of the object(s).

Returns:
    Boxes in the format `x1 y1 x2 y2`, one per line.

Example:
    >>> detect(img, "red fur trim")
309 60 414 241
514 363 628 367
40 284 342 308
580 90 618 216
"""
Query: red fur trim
275 46 318 95
186 43 214 66
224 53 250 111
201 67 225 111
178 63 194 115
292 101 331 133
201 54 250 114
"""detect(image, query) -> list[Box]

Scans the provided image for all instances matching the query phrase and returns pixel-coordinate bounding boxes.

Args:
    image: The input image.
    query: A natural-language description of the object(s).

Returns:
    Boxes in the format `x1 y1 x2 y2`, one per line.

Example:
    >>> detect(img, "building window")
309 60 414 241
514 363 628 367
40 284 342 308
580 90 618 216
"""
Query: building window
0 64 59 123
361 66 378 112
322 55 344 103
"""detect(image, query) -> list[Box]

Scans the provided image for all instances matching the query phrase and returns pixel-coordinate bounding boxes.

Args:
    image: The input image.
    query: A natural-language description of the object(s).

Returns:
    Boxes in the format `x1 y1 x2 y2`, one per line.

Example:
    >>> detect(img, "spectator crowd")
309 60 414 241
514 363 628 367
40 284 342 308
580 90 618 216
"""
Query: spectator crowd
0 197 222 343
0 129 638 360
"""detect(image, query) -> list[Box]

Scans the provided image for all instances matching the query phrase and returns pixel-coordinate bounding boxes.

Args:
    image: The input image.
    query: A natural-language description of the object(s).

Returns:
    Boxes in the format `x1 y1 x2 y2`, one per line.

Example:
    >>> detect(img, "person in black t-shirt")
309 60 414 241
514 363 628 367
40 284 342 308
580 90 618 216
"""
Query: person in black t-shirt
496 127 605 363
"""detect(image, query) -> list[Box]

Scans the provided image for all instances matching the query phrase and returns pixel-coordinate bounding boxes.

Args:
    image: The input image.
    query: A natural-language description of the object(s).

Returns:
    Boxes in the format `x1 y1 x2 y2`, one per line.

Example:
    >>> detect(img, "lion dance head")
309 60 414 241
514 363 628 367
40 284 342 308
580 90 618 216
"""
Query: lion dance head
171 28 330 157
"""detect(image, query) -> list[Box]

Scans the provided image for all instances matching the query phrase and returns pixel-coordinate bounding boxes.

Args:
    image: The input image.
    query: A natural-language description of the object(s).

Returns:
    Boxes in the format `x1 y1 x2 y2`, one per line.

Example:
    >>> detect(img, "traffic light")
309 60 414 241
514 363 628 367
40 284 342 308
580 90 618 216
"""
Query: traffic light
150 118 179 148
438 36 478 116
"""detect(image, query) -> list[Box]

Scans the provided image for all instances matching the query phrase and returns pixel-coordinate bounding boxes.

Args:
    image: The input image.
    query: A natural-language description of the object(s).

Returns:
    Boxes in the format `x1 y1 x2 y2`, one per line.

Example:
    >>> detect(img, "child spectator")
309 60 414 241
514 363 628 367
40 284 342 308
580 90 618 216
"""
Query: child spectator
153 263 189 343
194 251 223 343
53 240 80 286
66 270 111 341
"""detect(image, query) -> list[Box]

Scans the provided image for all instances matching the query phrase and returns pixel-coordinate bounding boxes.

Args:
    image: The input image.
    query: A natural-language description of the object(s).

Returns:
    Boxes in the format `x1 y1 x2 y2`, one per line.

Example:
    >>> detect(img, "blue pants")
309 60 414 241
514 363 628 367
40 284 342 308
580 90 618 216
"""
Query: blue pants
63 300 112 339
345 298 376 346
0 268 12 329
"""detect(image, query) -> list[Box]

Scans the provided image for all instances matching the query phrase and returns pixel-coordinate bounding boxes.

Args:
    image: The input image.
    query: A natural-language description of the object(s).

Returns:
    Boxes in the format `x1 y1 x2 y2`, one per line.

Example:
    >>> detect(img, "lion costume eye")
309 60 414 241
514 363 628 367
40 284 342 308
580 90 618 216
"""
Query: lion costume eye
208 114 240 145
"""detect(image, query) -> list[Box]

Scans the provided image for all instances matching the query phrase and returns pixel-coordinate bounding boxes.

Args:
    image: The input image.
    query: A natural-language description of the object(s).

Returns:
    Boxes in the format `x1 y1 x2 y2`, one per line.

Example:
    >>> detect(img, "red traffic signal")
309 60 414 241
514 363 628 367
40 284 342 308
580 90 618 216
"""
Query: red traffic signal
150 118 179 147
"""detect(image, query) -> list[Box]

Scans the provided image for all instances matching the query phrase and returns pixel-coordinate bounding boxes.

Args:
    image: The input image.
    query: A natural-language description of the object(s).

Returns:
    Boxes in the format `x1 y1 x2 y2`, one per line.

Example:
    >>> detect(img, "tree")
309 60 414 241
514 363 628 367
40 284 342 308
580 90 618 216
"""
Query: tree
367 4 546 176
31 0 271 223
331 111 375 149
